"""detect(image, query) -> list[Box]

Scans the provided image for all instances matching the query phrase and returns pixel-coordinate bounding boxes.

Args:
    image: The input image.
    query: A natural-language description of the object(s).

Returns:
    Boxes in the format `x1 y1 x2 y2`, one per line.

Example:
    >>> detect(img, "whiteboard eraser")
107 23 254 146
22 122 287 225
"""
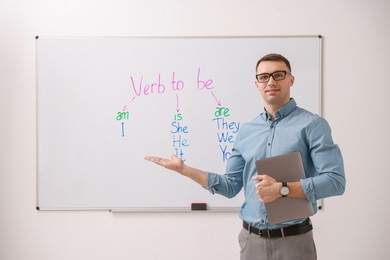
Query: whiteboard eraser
191 203 207 211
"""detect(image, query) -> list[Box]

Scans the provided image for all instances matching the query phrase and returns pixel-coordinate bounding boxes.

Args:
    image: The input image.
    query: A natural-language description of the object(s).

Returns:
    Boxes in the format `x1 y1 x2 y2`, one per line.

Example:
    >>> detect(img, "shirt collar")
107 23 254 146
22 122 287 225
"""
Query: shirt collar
261 98 297 121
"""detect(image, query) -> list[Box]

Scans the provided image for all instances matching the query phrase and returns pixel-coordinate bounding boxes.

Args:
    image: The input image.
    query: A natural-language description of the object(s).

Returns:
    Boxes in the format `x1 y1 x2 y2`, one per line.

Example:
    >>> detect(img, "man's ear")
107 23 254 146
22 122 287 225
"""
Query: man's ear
289 75 295 87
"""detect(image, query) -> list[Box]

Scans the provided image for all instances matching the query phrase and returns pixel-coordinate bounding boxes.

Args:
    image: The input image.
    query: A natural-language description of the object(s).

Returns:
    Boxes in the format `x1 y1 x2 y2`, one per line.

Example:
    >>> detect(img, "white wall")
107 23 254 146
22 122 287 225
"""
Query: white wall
1 0 389 259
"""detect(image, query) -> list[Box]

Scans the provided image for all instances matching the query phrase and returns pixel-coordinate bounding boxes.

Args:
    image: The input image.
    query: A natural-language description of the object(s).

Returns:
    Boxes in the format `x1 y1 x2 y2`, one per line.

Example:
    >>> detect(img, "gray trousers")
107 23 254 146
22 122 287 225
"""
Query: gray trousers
238 228 317 260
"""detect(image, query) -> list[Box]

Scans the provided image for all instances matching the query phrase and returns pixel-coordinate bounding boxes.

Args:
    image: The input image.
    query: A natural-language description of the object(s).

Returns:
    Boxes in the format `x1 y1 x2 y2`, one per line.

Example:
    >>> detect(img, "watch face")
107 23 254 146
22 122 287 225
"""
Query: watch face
281 187 289 196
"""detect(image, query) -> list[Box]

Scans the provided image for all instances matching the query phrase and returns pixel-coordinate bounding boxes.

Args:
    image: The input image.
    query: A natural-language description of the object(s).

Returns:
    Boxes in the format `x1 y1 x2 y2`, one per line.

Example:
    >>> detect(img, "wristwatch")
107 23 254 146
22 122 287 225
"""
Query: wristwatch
280 181 289 197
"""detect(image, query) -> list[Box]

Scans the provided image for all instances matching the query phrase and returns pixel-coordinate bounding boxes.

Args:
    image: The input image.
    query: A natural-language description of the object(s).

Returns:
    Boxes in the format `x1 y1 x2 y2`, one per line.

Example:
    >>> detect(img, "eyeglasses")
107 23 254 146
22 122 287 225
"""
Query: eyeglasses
255 71 291 83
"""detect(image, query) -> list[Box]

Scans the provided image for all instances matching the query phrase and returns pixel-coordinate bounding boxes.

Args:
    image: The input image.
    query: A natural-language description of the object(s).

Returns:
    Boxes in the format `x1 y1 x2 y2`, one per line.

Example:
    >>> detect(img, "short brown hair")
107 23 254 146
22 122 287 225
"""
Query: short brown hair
256 53 292 72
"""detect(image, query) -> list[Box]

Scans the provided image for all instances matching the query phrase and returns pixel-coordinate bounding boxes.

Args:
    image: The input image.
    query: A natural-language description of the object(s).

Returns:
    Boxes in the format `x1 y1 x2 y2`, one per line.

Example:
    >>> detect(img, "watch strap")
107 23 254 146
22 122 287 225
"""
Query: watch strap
281 181 288 197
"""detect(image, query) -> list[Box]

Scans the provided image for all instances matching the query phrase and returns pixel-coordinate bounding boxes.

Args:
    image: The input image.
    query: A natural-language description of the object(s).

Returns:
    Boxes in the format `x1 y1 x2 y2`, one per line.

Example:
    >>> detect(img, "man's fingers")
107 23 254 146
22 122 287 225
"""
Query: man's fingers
145 156 167 166
252 174 267 181
145 155 181 168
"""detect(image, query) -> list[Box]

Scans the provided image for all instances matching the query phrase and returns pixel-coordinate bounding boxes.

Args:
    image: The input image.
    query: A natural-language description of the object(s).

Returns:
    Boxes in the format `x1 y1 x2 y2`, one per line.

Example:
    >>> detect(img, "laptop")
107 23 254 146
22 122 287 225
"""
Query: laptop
255 151 314 224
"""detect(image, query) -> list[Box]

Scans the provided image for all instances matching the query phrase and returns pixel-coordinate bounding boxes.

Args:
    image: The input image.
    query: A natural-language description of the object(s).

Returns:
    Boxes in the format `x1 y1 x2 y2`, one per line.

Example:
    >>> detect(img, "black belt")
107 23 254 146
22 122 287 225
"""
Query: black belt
243 218 312 239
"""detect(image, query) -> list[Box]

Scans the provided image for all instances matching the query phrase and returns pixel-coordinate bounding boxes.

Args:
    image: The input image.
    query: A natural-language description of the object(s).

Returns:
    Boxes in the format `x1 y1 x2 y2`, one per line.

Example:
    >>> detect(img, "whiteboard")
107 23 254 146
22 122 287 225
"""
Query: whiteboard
36 36 322 211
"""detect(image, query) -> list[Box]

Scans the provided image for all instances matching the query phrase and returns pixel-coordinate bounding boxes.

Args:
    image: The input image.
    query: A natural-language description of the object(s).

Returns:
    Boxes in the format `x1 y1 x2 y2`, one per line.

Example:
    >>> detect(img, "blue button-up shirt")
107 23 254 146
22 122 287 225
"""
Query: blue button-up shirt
206 98 345 229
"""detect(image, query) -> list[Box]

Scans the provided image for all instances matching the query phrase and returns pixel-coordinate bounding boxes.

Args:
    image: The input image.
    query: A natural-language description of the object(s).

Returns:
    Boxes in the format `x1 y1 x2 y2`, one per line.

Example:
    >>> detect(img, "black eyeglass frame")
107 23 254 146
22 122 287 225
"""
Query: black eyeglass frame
255 70 291 83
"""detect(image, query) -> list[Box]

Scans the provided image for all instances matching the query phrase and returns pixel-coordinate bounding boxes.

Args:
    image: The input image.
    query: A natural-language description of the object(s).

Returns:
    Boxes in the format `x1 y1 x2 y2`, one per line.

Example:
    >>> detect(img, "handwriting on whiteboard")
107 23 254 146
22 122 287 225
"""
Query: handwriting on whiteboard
116 67 240 163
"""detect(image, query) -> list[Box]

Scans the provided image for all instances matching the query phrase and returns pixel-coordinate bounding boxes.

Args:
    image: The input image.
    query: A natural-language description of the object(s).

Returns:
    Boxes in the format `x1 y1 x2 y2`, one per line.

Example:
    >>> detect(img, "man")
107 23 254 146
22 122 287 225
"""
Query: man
145 53 345 260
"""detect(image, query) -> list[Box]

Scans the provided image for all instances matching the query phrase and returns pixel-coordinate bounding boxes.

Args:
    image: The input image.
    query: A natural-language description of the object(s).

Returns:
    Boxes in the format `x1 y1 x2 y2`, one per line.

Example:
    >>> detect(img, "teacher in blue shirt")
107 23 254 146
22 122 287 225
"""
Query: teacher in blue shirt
145 53 346 260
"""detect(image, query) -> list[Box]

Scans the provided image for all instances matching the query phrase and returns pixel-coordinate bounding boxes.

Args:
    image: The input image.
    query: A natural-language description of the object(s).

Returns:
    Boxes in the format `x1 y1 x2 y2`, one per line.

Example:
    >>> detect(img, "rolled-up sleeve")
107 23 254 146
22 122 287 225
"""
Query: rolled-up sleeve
301 117 346 203
205 147 246 199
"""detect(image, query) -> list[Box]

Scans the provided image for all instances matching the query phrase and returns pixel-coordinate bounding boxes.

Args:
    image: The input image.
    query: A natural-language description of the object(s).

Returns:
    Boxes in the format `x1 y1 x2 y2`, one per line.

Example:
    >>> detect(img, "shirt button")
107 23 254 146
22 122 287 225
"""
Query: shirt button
268 143 271 146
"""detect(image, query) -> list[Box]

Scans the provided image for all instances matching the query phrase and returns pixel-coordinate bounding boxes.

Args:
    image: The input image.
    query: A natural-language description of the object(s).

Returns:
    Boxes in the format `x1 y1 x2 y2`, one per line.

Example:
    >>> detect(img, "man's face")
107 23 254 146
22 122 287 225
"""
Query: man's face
255 61 295 108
